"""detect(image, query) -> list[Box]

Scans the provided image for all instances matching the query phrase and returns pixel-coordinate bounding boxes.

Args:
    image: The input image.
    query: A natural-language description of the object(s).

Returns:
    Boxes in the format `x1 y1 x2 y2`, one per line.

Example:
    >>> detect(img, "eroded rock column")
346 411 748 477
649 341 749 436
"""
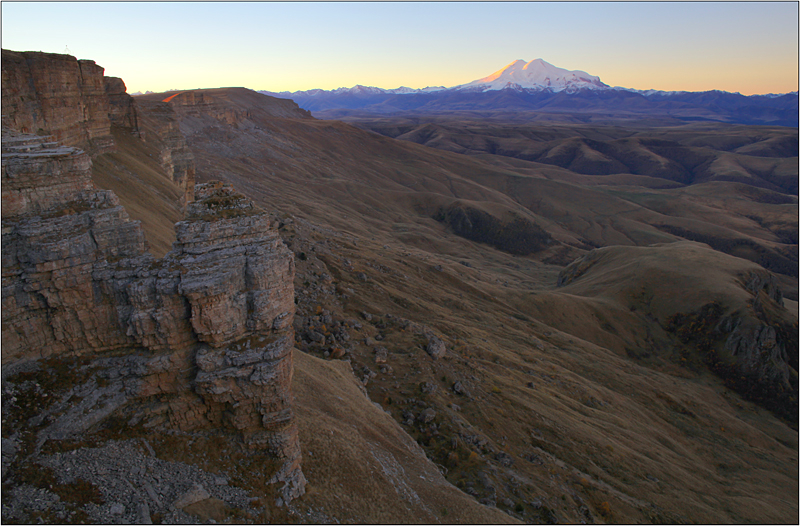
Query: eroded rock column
173 181 304 502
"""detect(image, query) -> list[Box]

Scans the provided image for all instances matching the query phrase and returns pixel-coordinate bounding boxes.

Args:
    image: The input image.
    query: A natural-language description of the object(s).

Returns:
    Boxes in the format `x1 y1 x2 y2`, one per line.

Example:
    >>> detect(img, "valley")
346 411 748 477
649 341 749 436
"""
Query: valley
2 50 798 524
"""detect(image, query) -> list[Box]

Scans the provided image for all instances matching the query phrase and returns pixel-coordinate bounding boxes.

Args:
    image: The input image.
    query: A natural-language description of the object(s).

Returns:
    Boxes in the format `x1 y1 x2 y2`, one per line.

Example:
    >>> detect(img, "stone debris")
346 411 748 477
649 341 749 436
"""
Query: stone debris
420 381 438 395
173 483 211 509
361 367 378 386
374 346 388 364
452 381 468 396
2 439 256 524
143 480 163 506
137 502 153 524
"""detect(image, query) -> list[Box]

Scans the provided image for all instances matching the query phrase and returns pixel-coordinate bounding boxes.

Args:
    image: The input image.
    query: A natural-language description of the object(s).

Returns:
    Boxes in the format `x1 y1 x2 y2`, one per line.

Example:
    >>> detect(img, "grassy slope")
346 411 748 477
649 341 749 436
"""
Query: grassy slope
339 115 798 192
284 218 798 524
292 350 518 524
91 126 184 257
174 102 798 294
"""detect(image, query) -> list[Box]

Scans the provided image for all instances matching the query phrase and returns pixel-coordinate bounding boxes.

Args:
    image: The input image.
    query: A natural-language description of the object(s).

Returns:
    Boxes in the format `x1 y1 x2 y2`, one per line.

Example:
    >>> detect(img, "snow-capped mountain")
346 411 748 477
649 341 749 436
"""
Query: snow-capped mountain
455 59 608 93
256 59 798 126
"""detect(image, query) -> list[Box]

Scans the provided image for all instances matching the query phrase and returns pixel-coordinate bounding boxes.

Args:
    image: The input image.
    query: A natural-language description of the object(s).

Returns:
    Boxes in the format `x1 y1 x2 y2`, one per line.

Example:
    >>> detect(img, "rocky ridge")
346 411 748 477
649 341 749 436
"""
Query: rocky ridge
1 128 305 513
157 88 312 122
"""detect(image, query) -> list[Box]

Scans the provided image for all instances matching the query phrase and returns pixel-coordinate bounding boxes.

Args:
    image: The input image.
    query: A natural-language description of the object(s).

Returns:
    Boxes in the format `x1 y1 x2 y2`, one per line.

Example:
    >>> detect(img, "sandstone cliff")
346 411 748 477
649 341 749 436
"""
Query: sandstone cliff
104 76 141 133
152 87 312 124
2 50 116 154
1 129 304 501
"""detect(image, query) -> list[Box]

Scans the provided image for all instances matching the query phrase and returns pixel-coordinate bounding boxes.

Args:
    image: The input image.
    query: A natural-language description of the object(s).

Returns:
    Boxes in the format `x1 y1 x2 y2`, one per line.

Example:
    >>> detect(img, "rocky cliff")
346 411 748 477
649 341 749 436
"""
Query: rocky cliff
135 99 196 208
2 50 117 154
1 49 195 211
1 129 304 501
156 87 312 123
104 76 141 133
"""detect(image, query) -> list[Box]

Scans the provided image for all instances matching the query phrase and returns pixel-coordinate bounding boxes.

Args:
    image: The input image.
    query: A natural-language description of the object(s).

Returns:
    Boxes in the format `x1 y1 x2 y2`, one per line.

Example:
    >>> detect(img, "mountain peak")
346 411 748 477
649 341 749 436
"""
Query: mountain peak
459 59 608 92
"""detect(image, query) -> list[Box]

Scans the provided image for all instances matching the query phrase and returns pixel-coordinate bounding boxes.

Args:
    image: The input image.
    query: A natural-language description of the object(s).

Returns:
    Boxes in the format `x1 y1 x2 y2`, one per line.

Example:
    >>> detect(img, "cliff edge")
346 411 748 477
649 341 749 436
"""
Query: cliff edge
1 128 305 503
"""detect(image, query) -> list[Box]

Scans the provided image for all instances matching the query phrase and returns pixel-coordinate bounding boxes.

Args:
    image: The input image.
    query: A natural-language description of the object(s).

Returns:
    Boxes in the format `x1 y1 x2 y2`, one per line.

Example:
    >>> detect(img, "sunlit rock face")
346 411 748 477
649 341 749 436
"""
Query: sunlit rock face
1 50 116 154
1 132 304 500
105 76 141 132
2 48 196 213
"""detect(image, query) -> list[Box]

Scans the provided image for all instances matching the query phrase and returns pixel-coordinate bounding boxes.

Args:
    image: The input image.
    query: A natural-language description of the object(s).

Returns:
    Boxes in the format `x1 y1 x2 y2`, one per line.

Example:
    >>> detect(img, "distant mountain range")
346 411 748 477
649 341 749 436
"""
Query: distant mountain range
260 59 799 126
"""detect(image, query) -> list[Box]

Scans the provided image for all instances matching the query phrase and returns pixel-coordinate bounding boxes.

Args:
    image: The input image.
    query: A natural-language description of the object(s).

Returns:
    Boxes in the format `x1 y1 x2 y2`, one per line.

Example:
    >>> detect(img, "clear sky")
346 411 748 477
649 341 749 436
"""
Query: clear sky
2 2 798 95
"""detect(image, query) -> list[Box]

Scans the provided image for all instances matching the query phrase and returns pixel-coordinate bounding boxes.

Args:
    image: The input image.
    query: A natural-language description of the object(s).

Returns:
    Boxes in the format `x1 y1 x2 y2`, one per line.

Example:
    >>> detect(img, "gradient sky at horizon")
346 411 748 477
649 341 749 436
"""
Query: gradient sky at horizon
2 2 798 95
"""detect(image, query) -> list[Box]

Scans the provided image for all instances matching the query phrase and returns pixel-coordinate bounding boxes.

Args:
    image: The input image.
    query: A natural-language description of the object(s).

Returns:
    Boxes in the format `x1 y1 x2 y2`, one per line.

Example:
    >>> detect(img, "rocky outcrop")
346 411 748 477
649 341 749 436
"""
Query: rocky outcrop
557 243 798 423
665 286 798 423
2 50 115 154
104 77 141 133
2 48 194 214
1 131 95 219
1 50 144 156
2 130 304 499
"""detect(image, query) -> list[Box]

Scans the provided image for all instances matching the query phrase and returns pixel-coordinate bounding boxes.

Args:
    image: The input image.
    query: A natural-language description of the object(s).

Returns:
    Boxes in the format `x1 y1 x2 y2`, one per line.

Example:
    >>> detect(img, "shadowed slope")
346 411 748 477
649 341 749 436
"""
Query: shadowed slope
91 127 185 256
526 241 798 422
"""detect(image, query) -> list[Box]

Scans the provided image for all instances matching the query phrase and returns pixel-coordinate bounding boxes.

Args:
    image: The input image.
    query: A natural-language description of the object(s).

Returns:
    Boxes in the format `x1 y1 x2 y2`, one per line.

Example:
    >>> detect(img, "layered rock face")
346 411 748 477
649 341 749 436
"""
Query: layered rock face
160 87 312 123
1 130 304 500
2 48 196 253
2 128 149 358
1 50 116 154
1 131 95 219
104 76 141 133
136 99 196 207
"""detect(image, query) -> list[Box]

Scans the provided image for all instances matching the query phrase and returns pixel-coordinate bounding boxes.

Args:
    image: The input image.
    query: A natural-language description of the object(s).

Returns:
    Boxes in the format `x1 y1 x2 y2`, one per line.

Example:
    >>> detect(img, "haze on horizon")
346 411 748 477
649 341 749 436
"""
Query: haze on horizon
2 1 798 96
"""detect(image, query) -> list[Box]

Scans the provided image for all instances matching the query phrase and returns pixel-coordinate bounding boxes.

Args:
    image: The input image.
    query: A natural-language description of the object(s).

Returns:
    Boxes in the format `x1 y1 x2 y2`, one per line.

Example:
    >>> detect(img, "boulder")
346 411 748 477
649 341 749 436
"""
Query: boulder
426 335 446 359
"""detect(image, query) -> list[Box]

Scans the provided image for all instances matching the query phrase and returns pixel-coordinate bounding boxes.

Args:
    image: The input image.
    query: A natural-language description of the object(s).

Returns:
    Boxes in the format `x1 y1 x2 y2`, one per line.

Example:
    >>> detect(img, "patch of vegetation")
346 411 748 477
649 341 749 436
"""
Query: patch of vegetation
435 205 552 255
744 214 799 245
665 301 724 355
3 356 94 447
